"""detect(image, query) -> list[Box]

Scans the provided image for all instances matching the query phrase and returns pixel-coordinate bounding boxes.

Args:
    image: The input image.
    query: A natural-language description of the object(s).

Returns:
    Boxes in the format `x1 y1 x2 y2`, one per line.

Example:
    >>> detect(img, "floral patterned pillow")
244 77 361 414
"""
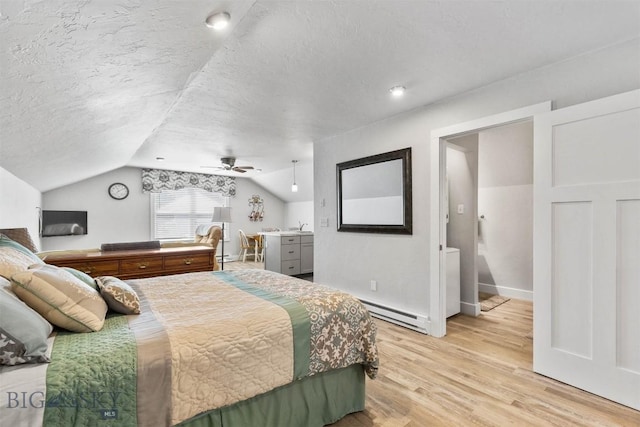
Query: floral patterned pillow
95 276 141 315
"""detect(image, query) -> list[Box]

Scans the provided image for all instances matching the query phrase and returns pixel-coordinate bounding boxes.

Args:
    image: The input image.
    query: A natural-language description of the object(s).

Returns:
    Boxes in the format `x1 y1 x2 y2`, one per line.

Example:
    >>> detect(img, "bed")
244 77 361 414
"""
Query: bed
0 235 379 427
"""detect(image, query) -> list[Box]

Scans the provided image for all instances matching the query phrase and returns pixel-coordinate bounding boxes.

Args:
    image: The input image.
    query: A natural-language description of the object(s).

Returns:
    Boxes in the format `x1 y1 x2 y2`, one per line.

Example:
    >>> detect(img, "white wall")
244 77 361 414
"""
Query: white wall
313 38 640 320
478 122 533 297
446 135 478 307
232 179 286 256
41 167 286 256
41 167 152 251
284 201 314 232
0 166 42 250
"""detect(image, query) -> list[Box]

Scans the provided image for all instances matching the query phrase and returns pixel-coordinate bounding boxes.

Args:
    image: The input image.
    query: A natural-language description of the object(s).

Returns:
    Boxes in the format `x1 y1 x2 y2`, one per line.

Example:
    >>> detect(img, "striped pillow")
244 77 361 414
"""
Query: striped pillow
11 264 107 333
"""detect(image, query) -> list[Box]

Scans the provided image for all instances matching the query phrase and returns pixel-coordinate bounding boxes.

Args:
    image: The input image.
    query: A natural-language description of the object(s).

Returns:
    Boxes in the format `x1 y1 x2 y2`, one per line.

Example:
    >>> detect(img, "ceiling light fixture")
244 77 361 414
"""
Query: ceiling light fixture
205 12 230 30
389 85 406 97
291 160 298 193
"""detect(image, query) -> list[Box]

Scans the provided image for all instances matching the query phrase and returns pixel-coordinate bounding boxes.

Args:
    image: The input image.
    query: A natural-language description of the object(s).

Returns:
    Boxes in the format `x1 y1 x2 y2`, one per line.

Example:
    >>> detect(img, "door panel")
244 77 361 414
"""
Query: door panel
534 89 640 410
551 201 592 358
617 200 640 374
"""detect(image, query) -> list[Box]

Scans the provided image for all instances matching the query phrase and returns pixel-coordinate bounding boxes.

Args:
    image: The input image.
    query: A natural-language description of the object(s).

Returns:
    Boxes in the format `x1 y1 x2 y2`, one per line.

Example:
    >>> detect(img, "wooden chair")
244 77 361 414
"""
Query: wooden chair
255 235 264 262
238 229 256 262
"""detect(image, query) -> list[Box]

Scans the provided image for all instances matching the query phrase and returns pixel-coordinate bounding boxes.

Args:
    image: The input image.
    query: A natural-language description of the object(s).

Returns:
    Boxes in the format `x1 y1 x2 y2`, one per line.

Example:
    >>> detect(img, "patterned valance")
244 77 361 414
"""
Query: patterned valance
141 169 236 197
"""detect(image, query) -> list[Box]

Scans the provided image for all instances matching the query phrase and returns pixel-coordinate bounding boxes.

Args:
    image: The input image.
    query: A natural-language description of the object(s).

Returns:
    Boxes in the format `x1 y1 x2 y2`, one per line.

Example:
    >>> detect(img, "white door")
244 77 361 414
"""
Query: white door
533 89 640 410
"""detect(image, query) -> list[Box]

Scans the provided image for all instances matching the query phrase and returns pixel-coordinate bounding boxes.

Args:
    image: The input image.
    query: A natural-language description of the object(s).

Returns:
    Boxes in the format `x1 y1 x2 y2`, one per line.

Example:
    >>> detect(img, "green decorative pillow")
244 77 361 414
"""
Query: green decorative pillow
95 276 141 315
0 277 53 365
61 267 98 290
0 235 44 279
11 264 108 333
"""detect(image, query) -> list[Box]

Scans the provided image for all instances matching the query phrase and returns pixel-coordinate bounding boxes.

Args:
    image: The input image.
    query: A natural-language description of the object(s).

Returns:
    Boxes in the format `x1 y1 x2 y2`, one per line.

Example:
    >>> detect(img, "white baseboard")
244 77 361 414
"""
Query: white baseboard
478 282 533 301
460 301 481 317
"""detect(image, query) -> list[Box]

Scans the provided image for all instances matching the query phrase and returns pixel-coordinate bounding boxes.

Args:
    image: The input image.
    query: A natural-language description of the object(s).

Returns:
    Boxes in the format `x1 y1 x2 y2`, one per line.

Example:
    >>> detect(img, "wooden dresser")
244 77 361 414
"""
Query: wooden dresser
43 246 216 280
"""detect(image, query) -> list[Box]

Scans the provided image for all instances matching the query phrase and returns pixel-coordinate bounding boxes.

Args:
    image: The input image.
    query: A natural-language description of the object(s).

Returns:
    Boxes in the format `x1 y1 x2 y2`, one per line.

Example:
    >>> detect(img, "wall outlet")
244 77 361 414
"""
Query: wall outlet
370 280 377 291
457 204 464 214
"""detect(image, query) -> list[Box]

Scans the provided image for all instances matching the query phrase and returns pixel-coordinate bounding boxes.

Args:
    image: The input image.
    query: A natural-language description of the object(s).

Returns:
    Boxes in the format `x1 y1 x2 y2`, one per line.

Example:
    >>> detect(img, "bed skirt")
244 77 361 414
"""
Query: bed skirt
179 364 366 427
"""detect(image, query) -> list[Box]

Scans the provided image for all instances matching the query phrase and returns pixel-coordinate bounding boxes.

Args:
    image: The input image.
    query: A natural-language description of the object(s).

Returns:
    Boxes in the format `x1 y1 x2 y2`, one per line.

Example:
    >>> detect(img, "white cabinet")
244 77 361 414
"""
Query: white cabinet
446 247 461 317
300 235 314 274
263 233 313 276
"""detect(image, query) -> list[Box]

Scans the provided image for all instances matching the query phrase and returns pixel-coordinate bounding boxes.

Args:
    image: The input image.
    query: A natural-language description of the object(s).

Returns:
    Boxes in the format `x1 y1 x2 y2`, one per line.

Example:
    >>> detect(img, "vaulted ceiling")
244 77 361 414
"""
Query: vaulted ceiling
2 1 639 202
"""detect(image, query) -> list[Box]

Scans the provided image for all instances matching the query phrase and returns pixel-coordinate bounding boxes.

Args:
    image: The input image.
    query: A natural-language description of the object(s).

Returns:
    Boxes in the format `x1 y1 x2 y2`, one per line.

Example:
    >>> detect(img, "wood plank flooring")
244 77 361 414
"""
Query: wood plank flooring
330 298 640 427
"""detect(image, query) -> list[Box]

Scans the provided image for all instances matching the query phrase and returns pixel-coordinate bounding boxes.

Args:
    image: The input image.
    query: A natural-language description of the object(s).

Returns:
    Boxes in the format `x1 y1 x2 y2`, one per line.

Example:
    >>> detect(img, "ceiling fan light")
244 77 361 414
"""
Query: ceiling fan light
205 12 230 30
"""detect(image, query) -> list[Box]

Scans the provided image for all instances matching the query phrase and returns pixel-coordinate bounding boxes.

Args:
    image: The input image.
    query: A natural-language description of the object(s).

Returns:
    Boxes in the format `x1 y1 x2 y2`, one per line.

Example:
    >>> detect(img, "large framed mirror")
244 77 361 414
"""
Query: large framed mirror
337 147 412 234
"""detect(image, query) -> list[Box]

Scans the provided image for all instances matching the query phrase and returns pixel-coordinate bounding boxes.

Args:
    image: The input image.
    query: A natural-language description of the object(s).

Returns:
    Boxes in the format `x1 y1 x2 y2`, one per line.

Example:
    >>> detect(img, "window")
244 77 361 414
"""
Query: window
151 188 228 240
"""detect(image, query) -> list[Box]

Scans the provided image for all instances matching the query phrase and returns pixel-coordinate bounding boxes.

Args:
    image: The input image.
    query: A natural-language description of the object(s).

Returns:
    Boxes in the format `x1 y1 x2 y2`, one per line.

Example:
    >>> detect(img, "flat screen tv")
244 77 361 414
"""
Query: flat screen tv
41 210 88 237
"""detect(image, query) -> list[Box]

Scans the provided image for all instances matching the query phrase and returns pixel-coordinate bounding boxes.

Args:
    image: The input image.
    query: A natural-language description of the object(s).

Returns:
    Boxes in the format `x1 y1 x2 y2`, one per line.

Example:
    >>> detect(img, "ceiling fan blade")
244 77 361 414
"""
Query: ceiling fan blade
235 166 254 170
232 167 247 173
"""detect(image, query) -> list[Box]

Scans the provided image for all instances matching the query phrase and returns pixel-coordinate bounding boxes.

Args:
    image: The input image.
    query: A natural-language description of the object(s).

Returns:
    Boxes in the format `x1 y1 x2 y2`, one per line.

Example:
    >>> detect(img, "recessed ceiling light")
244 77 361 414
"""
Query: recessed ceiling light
389 85 406 97
205 12 230 30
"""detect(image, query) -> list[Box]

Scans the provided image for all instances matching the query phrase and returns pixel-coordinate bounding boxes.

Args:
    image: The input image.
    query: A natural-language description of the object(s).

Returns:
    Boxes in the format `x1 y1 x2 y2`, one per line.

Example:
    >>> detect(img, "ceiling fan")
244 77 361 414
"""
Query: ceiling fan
202 157 257 173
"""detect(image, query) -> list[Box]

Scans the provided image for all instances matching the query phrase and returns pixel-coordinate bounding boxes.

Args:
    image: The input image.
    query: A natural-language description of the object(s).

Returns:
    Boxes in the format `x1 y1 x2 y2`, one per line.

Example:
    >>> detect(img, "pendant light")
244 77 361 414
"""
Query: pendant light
291 160 298 192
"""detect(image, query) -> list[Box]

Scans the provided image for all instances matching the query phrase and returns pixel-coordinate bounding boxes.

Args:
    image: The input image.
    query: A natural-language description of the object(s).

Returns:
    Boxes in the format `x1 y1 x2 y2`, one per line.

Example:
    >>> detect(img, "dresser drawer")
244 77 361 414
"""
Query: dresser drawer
281 235 300 245
281 260 300 275
120 257 164 274
281 244 300 261
51 260 120 277
164 252 211 270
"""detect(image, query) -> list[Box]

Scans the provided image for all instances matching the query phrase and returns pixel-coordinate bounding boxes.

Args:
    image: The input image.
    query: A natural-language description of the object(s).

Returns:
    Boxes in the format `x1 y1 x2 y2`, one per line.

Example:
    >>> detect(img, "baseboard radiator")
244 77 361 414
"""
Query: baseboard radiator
360 299 429 334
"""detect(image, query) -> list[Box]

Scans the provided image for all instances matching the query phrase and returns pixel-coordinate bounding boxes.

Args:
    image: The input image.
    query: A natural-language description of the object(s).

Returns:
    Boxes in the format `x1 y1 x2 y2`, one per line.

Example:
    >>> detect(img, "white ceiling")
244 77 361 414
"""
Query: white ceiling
2 1 639 202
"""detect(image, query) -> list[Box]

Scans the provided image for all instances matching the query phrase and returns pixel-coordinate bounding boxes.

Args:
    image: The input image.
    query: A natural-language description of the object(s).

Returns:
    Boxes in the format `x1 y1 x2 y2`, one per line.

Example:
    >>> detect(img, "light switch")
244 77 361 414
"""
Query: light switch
457 204 464 214
320 217 329 227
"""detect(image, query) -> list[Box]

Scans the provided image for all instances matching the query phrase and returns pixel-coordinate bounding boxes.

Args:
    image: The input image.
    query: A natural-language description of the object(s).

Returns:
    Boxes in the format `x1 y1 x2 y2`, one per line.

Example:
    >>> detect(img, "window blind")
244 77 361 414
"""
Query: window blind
151 188 227 240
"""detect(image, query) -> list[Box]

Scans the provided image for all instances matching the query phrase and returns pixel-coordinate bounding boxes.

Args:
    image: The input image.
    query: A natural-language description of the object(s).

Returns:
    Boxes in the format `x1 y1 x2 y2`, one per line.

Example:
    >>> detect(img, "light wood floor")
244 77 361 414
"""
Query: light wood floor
330 298 640 427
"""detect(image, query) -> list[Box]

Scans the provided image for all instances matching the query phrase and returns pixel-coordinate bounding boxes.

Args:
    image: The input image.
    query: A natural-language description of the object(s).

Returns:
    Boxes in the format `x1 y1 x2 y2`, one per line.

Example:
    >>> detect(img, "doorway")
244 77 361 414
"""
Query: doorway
445 121 534 318
430 91 640 409
428 101 551 338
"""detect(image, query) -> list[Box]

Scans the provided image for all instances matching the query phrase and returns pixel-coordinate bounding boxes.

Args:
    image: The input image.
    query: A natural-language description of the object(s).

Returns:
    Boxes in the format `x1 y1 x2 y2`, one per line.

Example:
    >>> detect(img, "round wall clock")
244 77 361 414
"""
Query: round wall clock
108 182 129 200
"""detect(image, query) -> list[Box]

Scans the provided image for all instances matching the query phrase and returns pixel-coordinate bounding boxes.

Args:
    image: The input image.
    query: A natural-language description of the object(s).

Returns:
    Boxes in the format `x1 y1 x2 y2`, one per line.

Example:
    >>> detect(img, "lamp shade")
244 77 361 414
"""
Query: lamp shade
211 206 232 223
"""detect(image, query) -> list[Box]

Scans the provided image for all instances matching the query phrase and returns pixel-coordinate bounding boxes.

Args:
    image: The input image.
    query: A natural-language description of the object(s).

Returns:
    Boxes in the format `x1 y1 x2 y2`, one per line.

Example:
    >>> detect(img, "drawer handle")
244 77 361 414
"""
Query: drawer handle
184 258 192 265
288 266 294 269
288 251 294 254
138 264 148 269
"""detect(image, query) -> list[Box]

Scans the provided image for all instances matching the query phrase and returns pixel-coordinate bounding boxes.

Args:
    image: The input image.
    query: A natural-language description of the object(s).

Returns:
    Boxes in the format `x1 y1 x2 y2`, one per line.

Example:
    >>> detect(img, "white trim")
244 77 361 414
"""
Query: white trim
429 101 552 337
478 282 533 301
460 301 481 317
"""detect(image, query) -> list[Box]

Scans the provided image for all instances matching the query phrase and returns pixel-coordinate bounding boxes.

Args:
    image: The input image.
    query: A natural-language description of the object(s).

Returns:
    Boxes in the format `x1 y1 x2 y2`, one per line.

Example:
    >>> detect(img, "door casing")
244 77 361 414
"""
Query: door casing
429 101 551 337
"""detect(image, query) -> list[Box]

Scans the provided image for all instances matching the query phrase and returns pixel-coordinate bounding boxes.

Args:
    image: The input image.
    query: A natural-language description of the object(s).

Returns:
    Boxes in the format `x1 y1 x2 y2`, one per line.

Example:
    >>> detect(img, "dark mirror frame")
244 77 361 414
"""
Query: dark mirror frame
337 147 412 234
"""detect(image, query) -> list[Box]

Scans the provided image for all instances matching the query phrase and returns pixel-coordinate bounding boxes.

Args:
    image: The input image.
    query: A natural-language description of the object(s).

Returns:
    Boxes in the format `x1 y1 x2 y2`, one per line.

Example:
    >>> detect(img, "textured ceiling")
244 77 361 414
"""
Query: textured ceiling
1 1 639 201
